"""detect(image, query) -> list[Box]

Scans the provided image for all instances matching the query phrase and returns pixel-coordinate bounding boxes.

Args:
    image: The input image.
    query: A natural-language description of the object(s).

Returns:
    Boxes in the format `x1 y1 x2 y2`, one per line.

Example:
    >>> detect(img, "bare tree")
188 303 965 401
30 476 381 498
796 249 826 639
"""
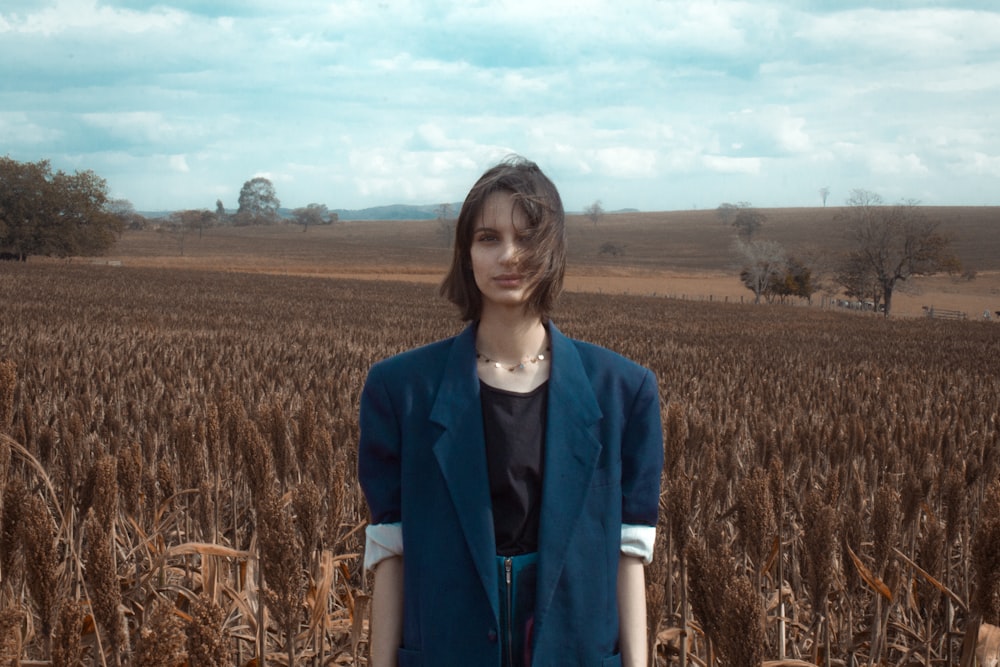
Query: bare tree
106 198 147 231
819 186 830 207
164 209 205 254
436 203 455 246
584 200 604 226
837 189 959 317
734 238 786 304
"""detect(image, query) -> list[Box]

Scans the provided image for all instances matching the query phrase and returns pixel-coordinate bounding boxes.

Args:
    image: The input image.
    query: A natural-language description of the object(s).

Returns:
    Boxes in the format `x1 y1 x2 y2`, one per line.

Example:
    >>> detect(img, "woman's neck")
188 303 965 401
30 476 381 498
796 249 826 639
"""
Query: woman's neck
475 309 550 393
476 309 547 362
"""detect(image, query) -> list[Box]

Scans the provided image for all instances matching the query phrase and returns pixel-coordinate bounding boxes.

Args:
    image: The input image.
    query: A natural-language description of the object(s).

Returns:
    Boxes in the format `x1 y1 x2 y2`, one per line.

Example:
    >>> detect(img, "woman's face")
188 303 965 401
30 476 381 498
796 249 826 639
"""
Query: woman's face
470 191 534 314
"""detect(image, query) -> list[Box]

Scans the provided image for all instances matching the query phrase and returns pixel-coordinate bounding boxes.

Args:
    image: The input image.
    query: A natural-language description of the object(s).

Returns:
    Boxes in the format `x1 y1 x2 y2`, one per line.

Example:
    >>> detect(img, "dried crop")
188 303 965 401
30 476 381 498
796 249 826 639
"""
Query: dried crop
0 262 997 665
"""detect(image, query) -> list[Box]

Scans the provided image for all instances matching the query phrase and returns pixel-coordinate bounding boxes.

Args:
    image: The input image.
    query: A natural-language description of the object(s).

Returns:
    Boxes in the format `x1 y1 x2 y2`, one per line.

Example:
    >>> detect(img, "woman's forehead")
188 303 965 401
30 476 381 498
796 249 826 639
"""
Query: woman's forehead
478 191 528 228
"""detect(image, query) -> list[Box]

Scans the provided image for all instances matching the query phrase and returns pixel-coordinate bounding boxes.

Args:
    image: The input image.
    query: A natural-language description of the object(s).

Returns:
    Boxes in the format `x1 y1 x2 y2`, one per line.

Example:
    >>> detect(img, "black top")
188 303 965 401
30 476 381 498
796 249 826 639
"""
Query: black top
480 380 548 556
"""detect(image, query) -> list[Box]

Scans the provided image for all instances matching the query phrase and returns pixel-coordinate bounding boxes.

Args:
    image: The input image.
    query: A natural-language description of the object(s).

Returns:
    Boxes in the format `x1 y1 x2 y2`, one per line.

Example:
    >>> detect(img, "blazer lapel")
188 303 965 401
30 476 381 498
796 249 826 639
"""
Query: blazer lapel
429 324 499 617
534 323 604 628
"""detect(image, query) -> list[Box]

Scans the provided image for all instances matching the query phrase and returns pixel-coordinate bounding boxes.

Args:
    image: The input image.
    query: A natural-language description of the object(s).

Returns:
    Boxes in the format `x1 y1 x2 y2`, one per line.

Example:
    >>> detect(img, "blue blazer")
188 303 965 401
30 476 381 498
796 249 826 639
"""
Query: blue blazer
359 322 663 667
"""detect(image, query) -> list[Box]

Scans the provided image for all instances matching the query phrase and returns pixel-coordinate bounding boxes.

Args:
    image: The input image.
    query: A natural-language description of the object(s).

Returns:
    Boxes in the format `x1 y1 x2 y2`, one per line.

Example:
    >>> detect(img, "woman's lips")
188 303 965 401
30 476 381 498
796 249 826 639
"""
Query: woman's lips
494 274 523 287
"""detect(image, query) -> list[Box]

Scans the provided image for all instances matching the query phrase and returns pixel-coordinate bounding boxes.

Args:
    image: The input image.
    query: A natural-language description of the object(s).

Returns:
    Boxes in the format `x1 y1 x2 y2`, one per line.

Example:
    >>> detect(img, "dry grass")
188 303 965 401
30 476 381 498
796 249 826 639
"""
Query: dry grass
1 250 998 664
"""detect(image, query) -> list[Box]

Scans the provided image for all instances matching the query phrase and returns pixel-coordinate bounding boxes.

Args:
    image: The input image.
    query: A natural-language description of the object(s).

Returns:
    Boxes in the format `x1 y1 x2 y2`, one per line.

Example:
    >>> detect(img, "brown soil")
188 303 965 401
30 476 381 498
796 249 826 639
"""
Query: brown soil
96 206 1000 320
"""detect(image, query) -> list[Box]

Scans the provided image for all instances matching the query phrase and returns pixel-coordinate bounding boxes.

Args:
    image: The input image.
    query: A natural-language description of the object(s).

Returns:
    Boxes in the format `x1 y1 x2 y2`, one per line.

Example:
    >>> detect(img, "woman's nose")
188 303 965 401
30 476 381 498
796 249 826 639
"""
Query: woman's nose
499 240 518 264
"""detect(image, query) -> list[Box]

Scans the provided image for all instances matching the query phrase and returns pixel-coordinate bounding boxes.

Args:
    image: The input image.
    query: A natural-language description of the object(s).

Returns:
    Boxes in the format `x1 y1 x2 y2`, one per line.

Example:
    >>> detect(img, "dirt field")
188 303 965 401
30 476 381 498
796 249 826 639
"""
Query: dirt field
98 206 1000 319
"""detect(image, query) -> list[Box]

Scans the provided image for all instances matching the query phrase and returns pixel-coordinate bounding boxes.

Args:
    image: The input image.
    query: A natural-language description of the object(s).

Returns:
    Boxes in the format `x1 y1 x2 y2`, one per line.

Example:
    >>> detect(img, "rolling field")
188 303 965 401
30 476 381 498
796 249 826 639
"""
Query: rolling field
1 206 999 665
103 205 1000 318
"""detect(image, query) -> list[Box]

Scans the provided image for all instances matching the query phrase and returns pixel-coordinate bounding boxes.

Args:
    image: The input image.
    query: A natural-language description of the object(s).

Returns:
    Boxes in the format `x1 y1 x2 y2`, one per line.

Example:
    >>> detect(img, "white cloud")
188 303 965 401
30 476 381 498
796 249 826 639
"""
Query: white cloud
168 154 189 173
8 0 186 35
0 112 62 145
799 7 1000 64
2 1 999 210
702 155 762 175
82 112 169 142
592 148 658 179
955 152 1000 178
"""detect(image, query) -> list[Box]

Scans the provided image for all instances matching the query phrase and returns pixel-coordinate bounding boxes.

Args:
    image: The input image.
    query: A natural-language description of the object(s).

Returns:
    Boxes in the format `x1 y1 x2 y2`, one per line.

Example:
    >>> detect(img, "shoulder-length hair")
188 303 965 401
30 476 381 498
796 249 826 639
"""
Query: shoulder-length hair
440 156 566 321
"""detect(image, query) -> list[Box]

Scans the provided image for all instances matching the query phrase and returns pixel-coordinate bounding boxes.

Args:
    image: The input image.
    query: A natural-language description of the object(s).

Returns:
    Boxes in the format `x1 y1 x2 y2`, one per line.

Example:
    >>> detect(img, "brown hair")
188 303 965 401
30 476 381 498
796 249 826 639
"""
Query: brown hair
440 156 566 321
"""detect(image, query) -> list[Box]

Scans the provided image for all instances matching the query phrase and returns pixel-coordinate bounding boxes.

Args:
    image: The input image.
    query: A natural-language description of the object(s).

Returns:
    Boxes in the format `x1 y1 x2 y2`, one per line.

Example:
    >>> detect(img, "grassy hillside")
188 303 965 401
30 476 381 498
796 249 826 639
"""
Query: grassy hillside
112 206 1000 276
565 206 1000 273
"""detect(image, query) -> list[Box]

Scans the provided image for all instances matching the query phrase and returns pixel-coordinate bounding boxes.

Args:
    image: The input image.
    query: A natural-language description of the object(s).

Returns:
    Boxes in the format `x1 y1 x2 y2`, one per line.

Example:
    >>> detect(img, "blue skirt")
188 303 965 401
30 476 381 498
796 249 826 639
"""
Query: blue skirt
497 553 538 667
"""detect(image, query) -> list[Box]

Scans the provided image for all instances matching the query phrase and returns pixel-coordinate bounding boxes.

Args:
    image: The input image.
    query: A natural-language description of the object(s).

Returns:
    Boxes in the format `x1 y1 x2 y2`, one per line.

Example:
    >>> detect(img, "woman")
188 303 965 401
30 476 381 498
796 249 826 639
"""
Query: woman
358 156 663 667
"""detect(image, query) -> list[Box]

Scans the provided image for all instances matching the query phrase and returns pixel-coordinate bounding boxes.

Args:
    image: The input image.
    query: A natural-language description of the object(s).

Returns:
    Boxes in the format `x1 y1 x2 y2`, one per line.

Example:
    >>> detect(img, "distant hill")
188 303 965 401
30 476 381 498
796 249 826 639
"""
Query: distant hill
331 203 464 221
138 203 465 221
140 203 643 221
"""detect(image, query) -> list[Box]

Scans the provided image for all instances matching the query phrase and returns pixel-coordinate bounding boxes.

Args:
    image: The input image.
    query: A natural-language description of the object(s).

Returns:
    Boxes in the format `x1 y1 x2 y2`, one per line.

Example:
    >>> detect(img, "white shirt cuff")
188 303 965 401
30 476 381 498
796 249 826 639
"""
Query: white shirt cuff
621 524 656 565
365 522 653 569
364 522 403 572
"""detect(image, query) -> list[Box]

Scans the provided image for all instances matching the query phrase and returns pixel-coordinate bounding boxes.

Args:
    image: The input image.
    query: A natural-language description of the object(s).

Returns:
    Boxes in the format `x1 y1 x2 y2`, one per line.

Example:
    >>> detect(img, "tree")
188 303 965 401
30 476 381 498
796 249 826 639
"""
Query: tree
106 198 147 231
732 202 766 241
291 203 337 232
835 251 882 309
435 203 455 246
717 202 737 223
215 199 228 224
0 156 123 259
735 238 786 304
837 189 959 318
236 177 280 224
769 256 815 303
164 209 211 254
819 186 830 207
718 202 766 240
584 200 604 226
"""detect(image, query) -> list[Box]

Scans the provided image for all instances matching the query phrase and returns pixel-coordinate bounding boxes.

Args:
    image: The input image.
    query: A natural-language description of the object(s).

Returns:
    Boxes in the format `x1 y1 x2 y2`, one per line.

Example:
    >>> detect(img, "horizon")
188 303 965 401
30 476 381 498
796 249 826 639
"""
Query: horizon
135 201 1000 219
3 1 999 212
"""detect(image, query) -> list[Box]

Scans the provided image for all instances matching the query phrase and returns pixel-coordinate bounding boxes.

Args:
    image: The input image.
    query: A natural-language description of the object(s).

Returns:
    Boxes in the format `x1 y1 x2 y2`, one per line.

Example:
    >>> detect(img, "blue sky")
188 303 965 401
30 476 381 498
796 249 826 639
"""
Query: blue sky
2 1 999 213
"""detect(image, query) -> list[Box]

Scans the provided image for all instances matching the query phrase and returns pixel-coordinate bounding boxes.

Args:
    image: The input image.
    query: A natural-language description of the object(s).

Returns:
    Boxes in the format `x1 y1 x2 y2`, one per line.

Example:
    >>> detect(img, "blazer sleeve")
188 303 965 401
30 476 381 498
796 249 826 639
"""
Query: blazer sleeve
621 367 663 528
357 363 403 526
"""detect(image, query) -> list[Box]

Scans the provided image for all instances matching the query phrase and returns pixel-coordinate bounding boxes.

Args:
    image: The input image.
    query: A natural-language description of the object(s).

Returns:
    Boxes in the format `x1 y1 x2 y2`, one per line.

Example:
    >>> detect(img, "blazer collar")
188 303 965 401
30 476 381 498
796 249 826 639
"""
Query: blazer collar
429 323 498 614
535 323 604 629
428 321 605 626
429 321 602 429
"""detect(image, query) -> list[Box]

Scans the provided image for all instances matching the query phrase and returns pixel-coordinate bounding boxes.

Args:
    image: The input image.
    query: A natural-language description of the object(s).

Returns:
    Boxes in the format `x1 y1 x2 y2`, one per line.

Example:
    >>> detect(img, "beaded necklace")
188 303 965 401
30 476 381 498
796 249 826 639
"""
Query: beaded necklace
476 347 550 372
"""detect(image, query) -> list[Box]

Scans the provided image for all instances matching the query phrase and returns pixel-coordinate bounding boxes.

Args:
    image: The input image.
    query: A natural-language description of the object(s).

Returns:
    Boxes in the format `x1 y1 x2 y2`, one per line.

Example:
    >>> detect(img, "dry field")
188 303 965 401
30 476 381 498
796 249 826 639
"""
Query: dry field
1 254 999 665
102 206 1000 319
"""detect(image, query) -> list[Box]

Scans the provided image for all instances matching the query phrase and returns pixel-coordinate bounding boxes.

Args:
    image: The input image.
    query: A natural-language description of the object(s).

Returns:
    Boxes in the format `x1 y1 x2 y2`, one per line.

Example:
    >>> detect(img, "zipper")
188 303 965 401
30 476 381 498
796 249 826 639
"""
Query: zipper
504 556 513 667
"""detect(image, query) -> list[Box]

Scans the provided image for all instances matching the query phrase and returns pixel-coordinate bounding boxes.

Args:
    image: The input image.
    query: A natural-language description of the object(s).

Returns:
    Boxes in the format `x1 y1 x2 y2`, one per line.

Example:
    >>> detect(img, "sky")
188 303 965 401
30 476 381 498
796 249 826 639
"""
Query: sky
2 1 999 213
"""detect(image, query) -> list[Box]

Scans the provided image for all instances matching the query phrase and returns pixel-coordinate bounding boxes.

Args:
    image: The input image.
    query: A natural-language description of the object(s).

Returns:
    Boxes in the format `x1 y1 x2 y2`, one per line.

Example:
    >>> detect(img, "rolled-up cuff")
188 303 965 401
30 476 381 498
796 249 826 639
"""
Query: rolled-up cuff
364 522 403 572
620 524 656 565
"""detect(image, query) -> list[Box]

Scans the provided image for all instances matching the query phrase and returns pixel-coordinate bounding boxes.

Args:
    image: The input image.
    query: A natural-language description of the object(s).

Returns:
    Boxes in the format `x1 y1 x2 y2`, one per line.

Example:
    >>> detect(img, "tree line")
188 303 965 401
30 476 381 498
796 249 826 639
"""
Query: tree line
0 158 341 261
2 156 962 319
159 176 339 238
720 192 959 318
